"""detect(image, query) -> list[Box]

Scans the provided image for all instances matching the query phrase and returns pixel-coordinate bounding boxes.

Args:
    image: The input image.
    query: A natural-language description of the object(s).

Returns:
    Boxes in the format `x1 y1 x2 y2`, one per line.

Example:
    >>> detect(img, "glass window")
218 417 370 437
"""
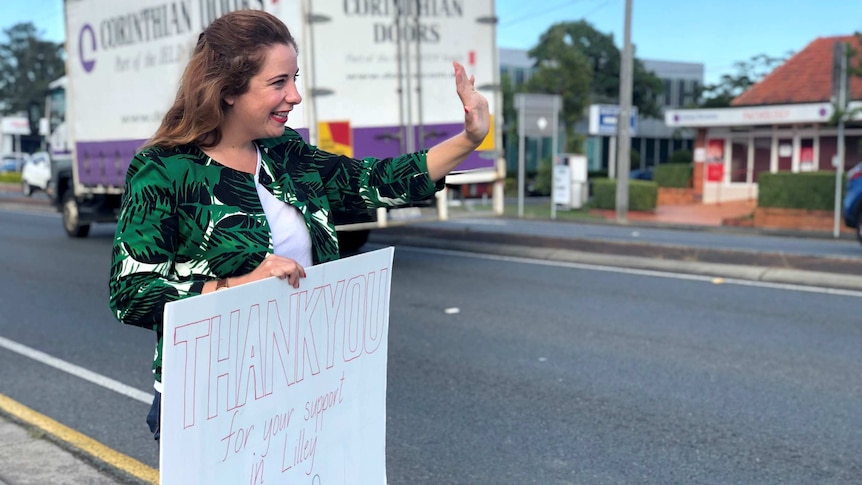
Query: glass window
799 139 815 171
777 138 793 171
664 79 674 106
514 70 525 86
659 138 670 164
730 138 748 182
752 137 771 182
819 136 837 172
682 80 693 106
643 138 655 168
48 88 65 133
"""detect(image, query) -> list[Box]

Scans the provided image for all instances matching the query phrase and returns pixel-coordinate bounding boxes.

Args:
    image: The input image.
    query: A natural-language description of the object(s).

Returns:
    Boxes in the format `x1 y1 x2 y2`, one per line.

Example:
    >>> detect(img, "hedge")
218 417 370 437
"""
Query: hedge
757 171 843 210
653 164 692 188
591 178 657 211
668 149 693 164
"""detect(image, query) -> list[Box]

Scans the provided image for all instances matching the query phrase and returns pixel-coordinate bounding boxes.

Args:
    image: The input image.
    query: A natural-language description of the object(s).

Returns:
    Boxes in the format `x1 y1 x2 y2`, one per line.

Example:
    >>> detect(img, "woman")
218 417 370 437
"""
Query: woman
108 9 489 440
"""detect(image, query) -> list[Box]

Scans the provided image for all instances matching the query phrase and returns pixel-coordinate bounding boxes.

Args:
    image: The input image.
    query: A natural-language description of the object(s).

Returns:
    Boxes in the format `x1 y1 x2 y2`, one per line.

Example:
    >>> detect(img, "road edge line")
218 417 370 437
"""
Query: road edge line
0 393 159 484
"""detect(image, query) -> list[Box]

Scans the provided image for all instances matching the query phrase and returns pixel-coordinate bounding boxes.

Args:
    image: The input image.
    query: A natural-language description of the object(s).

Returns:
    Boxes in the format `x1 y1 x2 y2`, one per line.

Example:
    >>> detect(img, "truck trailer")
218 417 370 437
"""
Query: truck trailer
47 0 504 251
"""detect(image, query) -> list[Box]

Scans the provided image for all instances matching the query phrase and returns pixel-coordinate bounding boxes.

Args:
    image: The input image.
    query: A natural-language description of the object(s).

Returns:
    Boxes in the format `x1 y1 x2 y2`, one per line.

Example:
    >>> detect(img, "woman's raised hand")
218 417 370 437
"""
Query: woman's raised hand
453 61 490 146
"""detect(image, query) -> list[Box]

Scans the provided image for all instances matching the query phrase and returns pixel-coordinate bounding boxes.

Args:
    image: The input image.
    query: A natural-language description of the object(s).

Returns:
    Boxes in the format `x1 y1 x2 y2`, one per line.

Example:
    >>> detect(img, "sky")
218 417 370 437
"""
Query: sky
2 0 861 85
496 0 862 84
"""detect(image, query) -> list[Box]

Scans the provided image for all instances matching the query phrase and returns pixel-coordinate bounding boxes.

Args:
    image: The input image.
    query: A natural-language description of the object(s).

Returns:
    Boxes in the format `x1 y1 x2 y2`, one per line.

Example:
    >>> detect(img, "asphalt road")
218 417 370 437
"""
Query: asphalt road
379 242 862 484
0 208 860 483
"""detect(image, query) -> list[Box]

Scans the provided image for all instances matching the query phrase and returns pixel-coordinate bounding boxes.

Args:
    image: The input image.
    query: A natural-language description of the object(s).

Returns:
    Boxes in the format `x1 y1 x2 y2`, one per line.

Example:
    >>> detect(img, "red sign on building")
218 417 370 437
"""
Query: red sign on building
706 163 724 182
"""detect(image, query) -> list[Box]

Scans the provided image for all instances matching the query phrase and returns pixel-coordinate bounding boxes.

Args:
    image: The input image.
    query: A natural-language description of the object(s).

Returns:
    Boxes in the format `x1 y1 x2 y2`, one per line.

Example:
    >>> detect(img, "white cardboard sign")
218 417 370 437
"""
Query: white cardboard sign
160 248 394 484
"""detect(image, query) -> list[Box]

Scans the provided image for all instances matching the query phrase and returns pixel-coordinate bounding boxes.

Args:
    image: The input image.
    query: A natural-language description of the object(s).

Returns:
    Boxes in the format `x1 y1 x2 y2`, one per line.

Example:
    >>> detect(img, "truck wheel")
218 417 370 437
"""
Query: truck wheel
21 180 32 197
62 191 91 238
337 229 370 255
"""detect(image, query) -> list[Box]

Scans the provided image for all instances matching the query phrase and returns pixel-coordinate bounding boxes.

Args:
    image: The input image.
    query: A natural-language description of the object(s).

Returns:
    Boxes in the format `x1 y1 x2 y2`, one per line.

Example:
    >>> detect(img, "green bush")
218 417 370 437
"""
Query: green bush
504 176 517 194
590 178 657 211
532 158 553 196
668 149 693 164
653 164 692 188
630 149 640 170
757 171 842 210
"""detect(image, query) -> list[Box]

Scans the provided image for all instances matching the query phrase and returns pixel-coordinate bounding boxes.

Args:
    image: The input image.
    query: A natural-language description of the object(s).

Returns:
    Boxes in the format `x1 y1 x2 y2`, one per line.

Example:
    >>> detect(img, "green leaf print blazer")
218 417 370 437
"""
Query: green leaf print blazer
108 127 444 382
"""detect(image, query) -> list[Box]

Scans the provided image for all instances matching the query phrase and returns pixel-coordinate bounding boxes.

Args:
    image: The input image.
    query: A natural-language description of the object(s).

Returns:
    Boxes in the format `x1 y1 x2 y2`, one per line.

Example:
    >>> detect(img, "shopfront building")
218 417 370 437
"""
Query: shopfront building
665 35 862 204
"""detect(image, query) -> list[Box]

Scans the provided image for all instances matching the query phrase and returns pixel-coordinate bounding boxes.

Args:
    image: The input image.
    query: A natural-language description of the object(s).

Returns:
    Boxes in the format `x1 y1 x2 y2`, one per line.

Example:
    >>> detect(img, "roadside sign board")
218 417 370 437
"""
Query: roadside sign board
588 104 638 136
0 116 30 136
553 164 570 205
706 163 724 182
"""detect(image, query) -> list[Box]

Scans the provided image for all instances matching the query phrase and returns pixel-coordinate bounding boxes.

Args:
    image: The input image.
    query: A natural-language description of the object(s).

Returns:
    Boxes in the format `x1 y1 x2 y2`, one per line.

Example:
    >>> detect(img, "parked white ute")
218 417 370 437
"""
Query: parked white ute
21 152 51 196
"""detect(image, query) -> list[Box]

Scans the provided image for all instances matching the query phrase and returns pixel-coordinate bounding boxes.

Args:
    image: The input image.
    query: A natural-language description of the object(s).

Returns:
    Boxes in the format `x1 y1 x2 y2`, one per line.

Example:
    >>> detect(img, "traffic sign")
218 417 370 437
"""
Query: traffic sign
588 104 638 136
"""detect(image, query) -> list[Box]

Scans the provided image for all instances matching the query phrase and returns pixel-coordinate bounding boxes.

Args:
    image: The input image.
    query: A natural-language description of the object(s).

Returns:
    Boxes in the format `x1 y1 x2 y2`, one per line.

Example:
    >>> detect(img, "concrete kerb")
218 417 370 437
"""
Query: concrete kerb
0 395 157 485
563 212 859 242
370 232 862 293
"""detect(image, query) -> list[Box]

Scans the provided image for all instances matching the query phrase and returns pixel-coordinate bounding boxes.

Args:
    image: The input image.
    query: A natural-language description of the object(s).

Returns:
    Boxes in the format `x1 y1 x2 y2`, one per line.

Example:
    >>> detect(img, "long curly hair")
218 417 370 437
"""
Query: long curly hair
145 9 296 150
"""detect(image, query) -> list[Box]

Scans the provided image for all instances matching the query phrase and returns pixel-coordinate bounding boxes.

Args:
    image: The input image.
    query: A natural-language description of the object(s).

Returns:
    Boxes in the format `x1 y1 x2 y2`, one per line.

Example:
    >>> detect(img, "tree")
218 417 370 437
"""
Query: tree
522 22 592 153
698 53 789 108
522 20 664 151
0 22 65 133
500 71 519 151
536 21 663 118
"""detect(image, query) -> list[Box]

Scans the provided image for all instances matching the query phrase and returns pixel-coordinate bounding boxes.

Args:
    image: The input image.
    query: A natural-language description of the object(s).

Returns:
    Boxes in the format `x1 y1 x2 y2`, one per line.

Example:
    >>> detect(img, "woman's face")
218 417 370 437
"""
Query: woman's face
224 43 302 142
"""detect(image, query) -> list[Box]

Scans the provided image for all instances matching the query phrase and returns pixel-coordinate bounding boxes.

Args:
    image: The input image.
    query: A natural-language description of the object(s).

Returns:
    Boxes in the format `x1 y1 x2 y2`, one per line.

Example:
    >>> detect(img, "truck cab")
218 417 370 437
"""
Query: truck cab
45 76 123 238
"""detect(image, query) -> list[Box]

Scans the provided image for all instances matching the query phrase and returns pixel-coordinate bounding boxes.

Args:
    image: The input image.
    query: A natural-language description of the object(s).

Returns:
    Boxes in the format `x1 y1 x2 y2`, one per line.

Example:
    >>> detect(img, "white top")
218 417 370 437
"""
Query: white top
254 148 313 267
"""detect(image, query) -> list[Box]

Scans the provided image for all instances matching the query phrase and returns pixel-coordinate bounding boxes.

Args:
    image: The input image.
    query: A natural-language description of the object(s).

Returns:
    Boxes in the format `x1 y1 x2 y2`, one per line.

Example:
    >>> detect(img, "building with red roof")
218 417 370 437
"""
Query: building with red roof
665 35 862 204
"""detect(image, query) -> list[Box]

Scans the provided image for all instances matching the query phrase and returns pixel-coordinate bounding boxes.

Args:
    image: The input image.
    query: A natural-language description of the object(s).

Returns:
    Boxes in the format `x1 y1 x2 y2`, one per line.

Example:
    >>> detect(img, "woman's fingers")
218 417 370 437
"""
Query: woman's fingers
452 62 490 145
453 61 475 104
262 255 305 288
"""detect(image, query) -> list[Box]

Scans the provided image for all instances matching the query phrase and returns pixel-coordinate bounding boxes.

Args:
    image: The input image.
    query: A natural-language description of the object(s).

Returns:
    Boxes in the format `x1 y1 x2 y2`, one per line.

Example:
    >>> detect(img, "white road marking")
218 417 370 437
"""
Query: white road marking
0 336 152 404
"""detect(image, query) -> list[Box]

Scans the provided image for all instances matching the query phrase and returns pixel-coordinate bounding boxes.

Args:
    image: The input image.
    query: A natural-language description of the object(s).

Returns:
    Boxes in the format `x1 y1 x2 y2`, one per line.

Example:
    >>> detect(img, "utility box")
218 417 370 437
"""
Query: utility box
554 153 589 209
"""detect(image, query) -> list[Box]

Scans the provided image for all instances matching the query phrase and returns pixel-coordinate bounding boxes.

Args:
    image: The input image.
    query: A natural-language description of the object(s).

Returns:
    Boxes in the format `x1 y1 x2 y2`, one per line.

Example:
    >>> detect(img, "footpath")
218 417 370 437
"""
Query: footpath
1 189 861 484
0 410 149 485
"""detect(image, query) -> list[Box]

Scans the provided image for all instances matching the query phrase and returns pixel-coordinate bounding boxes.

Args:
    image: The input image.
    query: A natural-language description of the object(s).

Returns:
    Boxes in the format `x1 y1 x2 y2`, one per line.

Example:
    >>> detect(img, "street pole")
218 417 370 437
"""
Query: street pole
608 135 616 179
518 95 526 218
551 96 560 220
833 42 848 238
615 0 633 223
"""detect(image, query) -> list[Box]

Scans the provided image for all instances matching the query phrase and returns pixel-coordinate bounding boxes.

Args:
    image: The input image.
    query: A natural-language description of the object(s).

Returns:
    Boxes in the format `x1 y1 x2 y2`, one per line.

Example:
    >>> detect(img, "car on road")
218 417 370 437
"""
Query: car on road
842 162 862 244
21 152 52 196
629 167 654 180
1 153 28 173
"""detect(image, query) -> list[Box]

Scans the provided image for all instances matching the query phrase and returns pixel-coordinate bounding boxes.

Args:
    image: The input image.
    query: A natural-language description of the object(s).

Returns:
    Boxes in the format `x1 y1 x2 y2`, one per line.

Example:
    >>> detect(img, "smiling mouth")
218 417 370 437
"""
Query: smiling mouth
271 111 290 122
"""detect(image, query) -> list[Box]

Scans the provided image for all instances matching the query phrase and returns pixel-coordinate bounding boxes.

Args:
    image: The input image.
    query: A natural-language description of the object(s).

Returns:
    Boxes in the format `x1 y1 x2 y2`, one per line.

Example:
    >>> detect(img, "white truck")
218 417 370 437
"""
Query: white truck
48 0 504 250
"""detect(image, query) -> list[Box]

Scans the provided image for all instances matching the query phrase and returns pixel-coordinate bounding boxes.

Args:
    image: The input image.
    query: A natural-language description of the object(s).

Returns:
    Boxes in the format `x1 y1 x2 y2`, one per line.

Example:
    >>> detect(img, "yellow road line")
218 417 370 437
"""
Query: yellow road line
0 393 159 484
